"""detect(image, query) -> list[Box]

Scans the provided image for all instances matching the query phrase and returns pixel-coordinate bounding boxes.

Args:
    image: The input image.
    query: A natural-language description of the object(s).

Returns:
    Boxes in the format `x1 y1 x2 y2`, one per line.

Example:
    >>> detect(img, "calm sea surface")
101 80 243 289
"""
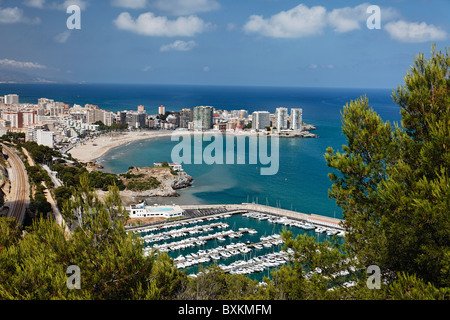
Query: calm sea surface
0 83 402 218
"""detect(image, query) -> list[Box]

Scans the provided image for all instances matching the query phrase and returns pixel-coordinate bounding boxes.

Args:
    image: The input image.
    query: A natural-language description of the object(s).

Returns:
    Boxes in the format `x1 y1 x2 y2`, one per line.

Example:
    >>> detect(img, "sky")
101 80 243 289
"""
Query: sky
0 0 448 88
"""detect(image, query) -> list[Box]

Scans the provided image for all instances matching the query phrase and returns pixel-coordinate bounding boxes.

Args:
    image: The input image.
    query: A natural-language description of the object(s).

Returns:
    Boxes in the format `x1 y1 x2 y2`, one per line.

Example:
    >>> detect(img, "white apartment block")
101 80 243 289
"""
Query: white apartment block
290 108 303 131
2 111 21 128
275 107 288 131
4 94 19 105
36 130 55 148
252 111 270 131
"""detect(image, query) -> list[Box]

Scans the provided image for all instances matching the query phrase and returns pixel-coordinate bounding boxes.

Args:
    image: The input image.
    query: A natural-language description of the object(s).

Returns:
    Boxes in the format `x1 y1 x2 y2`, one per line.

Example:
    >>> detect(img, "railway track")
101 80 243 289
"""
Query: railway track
2 144 30 225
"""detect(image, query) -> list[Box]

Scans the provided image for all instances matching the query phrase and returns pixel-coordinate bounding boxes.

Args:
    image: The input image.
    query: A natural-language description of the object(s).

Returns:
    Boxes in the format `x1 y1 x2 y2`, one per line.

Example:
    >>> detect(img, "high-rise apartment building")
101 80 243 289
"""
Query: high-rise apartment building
275 107 288 131
126 111 146 128
4 94 19 105
193 106 213 131
179 108 193 128
36 130 55 148
158 105 166 115
252 111 270 131
2 110 23 128
231 110 249 120
290 108 303 131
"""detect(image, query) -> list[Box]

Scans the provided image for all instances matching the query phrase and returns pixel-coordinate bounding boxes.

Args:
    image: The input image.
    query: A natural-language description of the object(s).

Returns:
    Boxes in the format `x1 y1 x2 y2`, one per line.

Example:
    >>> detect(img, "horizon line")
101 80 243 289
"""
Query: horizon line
0 81 395 91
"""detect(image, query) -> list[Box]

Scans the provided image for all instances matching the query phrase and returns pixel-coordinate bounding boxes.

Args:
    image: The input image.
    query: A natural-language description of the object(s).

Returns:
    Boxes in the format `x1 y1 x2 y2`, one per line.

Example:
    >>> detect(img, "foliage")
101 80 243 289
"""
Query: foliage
21 141 59 164
93 121 128 131
178 264 264 300
53 186 74 209
0 217 22 250
0 174 187 299
324 45 449 288
0 132 25 144
52 163 125 191
26 165 53 187
126 177 160 191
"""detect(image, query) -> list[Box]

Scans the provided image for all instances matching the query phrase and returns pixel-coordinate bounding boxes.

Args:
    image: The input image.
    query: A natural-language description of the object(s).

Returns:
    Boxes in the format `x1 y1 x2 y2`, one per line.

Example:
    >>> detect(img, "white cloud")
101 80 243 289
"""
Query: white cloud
153 0 220 16
0 6 40 24
243 4 328 38
23 0 46 8
0 7 23 23
50 0 88 11
309 63 335 69
0 58 46 69
54 30 71 43
328 3 400 33
111 0 146 9
142 66 152 72
114 12 211 37
385 20 447 43
160 40 197 52
203 66 210 72
327 3 369 33
23 0 88 10
226 23 236 31
244 3 401 38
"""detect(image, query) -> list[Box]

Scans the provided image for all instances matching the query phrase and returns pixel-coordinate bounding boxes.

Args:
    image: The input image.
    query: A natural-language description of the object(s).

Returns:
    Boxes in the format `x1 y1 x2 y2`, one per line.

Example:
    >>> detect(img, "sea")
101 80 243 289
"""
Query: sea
0 83 402 219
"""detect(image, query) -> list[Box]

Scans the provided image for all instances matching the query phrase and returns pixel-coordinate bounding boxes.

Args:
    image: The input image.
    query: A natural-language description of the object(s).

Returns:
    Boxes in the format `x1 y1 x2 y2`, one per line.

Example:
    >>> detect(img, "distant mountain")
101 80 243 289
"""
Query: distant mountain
0 68 67 84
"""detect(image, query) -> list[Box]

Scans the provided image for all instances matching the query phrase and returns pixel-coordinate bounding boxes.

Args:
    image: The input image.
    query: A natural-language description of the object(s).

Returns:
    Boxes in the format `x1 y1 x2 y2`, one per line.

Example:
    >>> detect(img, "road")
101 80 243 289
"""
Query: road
21 148 66 229
2 144 30 225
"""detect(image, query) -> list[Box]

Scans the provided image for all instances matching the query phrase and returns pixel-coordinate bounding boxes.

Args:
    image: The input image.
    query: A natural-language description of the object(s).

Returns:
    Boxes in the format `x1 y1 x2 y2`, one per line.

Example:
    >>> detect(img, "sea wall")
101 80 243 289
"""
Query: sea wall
178 203 344 229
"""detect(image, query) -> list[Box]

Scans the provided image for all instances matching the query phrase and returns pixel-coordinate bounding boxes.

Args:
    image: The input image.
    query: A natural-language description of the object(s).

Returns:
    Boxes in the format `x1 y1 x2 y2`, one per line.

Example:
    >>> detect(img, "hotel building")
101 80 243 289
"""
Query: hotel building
252 111 270 131
193 106 213 131
4 94 19 106
129 204 184 219
275 107 289 131
290 108 303 131
179 108 193 128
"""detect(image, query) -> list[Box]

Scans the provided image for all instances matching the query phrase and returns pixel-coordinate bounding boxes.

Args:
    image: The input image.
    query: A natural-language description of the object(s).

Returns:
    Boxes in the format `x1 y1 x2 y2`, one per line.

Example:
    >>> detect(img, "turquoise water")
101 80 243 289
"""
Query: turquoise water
99 134 344 218
96 86 401 219
0 84 401 218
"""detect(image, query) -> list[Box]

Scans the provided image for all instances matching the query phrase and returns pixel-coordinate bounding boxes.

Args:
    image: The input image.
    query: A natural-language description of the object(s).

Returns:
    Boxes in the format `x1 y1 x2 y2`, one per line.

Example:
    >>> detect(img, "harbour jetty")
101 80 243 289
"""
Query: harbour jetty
127 203 344 232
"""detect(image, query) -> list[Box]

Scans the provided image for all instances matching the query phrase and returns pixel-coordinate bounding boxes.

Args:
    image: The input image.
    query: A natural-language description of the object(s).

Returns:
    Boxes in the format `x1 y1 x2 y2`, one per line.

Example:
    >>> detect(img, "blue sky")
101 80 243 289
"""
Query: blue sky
0 0 448 88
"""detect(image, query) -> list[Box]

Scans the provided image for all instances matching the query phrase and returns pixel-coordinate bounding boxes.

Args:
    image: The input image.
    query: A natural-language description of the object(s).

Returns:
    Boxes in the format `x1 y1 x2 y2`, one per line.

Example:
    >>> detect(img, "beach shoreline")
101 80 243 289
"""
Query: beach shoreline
68 128 318 163
68 131 180 163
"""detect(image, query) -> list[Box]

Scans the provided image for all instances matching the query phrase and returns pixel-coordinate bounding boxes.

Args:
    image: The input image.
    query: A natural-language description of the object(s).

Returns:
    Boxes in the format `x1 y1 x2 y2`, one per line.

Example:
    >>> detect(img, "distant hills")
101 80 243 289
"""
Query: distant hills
0 69 67 84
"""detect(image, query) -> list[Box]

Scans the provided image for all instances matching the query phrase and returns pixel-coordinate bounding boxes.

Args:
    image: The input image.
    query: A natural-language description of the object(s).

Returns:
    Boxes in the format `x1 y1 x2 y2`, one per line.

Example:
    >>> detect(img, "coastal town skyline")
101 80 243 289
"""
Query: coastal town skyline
0 92 317 151
0 1 448 88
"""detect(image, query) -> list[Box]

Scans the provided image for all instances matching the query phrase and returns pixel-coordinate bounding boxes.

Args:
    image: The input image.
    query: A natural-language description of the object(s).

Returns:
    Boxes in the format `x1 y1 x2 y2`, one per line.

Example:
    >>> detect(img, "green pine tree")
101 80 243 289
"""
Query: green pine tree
325 45 450 289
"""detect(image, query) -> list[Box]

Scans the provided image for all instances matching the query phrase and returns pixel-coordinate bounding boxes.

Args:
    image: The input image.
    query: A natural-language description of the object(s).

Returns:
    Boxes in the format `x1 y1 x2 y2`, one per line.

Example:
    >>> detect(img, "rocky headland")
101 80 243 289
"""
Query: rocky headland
116 166 194 204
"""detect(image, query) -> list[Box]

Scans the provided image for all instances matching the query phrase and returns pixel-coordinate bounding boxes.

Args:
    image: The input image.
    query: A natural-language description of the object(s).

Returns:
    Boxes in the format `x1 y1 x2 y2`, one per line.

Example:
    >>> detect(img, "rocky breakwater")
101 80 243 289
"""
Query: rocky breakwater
117 166 194 203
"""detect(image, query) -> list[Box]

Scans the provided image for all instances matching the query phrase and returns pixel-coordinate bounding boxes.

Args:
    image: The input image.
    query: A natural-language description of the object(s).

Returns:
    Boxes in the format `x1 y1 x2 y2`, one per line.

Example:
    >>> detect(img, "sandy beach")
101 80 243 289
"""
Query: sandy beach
68 130 255 163
68 131 180 163
68 127 317 163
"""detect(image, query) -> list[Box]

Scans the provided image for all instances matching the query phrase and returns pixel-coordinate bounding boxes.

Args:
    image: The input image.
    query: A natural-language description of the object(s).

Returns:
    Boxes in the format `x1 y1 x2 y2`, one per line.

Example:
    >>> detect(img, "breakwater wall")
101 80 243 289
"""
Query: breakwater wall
179 203 344 229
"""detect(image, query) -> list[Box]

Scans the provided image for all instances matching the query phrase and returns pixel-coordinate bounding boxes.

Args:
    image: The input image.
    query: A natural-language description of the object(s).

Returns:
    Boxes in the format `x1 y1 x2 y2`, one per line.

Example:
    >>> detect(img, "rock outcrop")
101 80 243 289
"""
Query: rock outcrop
118 166 194 199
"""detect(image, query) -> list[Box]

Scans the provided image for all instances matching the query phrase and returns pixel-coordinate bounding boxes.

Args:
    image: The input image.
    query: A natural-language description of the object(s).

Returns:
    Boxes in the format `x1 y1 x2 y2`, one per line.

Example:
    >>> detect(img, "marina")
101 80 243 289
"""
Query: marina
130 205 346 281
